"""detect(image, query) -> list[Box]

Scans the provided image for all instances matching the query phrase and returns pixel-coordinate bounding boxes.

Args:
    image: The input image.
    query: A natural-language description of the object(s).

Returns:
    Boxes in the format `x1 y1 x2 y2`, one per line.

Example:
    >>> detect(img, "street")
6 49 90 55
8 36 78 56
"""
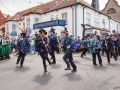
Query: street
0 53 120 90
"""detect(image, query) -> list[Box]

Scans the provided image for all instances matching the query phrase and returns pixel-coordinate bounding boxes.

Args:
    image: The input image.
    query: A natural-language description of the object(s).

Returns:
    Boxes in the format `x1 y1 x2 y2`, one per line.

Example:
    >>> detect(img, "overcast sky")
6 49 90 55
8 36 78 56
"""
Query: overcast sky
0 0 120 16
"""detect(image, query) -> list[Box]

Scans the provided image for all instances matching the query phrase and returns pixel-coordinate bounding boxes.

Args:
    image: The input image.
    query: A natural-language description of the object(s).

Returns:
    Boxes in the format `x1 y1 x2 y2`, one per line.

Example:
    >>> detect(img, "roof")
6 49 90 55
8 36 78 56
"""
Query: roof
49 0 93 11
10 0 94 20
0 24 5 30
101 0 120 21
3 13 7 18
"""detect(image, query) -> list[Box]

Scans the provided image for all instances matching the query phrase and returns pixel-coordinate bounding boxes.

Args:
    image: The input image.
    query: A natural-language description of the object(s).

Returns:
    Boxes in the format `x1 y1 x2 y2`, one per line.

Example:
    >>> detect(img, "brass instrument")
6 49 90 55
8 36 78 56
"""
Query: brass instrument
94 38 96 52
105 39 108 50
56 33 61 49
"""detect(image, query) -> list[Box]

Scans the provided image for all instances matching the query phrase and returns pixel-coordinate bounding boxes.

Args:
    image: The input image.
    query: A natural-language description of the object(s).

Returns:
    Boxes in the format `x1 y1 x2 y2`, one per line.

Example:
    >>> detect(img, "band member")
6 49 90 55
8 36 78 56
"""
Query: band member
89 34 102 66
49 27 59 64
16 32 30 67
62 29 77 72
111 30 118 58
35 28 51 72
81 34 90 58
102 33 117 63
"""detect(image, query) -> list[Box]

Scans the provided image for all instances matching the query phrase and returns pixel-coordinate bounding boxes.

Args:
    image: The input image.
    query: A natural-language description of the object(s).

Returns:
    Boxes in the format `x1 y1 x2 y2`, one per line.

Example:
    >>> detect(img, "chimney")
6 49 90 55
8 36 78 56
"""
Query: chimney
91 0 99 12
7 15 10 19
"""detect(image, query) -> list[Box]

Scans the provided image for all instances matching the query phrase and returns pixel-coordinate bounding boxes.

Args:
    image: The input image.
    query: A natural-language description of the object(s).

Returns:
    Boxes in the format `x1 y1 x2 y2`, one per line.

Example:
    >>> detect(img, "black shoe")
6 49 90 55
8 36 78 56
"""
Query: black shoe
81 55 83 58
71 69 77 72
84 55 86 56
64 67 71 70
16 62 18 65
99 63 103 66
20 64 23 67
51 62 56 64
49 61 51 65
93 64 98 66
108 61 110 63
44 69 47 72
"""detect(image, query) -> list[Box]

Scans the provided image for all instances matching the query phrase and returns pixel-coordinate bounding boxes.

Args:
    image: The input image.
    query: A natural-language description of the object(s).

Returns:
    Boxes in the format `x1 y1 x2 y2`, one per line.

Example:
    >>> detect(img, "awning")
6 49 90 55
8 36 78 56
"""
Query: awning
85 24 110 32
33 20 65 29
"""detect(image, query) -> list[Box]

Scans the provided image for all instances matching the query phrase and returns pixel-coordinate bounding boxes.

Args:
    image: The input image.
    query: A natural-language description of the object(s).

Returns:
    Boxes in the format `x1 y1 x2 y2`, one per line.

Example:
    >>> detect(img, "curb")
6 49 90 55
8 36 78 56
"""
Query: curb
0 54 13 63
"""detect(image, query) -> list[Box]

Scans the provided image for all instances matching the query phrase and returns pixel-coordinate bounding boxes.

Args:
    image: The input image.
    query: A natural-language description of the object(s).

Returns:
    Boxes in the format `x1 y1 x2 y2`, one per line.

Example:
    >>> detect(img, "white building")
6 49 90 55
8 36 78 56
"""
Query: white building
5 0 120 39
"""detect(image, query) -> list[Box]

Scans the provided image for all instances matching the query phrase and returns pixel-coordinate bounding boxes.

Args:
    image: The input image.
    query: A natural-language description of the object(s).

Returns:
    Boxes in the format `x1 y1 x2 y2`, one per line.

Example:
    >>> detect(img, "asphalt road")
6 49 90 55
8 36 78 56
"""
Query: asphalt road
0 53 120 90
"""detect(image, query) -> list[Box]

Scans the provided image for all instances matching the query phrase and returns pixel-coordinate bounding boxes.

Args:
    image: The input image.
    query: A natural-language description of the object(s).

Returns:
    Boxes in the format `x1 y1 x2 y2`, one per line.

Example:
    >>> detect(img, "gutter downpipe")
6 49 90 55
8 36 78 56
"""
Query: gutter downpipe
75 0 77 37
71 6 74 36
82 6 86 39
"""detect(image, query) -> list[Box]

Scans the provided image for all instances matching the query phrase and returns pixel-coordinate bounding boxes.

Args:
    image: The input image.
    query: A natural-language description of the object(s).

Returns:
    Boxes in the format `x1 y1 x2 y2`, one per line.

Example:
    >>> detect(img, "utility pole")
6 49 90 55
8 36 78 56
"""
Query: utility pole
75 0 77 37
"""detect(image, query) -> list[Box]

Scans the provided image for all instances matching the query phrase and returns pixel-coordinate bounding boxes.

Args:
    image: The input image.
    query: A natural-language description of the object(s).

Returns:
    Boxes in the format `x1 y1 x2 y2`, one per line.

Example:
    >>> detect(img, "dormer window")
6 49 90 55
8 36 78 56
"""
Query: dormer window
107 8 116 14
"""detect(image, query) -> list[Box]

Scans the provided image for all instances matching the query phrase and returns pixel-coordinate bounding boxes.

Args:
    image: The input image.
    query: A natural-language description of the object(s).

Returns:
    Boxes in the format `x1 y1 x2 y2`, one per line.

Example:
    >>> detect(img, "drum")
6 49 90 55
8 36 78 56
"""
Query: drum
112 36 118 41
77 45 82 50
57 45 61 49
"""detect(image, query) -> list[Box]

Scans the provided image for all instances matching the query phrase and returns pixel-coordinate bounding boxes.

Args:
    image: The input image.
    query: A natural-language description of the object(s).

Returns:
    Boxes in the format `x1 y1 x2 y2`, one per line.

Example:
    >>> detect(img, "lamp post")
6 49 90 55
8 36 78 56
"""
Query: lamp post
75 0 77 37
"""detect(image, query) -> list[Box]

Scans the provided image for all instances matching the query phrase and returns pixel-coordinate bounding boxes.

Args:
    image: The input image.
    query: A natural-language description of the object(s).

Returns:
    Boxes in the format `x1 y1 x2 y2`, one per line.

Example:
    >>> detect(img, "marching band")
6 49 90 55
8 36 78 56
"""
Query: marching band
1 27 120 73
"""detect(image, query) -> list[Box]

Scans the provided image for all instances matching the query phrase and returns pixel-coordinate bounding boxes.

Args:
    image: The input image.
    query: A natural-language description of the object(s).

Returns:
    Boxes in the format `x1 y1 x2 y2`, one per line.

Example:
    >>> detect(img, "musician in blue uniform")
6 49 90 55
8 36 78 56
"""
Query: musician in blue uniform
102 33 117 63
111 30 118 59
81 34 90 58
16 32 30 67
89 34 102 66
62 29 77 72
49 27 59 64
35 28 51 72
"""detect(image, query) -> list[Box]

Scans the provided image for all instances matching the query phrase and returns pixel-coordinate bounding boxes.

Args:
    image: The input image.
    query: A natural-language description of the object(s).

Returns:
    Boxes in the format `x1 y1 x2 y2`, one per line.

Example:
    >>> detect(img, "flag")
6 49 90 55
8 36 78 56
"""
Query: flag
41 2 42 5
37 2 39 4
29 1 31 3
52 2 54 4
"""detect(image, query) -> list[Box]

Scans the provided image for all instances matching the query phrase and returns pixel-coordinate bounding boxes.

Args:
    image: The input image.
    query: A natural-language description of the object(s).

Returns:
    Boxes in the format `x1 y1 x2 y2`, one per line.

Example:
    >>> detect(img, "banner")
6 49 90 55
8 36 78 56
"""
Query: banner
2 39 7 45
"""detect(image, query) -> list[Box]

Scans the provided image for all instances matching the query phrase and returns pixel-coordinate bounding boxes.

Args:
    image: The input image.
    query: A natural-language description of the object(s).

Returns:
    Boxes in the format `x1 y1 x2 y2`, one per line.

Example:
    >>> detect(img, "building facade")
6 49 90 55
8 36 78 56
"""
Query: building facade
5 0 120 39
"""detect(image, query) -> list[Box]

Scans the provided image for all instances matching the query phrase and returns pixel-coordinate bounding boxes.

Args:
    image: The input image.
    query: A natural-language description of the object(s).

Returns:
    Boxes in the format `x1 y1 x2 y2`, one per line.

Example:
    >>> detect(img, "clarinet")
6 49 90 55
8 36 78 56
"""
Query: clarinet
105 39 108 50
94 38 96 52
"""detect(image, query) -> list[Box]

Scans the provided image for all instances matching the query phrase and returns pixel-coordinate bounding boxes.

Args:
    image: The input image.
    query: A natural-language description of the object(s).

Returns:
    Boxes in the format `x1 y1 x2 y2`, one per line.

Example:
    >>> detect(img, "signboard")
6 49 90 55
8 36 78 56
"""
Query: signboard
11 32 17 36
33 20 65 29
2 39 7 45
27 29 31 34
12 24 16 32
6 33 9 36
94 13 100 27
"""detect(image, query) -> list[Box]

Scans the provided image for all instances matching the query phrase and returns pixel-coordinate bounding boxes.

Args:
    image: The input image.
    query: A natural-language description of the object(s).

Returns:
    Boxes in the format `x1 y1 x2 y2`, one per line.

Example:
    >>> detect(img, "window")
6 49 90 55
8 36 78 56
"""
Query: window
102 19 106 29
50 15 54 21
55 15 58 20
61 12 68 24
107 8 116 14
34 18 39 24
12 24 16 32
23 22 25 30
27 18 30 29
6 24 9 32
86 12 90 25
117 24 119 32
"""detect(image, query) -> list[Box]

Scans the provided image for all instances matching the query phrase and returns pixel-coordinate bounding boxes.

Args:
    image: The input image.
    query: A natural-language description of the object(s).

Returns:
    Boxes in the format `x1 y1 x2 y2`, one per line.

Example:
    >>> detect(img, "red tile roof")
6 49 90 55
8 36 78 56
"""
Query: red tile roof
10 0 93 20
0 24 5 30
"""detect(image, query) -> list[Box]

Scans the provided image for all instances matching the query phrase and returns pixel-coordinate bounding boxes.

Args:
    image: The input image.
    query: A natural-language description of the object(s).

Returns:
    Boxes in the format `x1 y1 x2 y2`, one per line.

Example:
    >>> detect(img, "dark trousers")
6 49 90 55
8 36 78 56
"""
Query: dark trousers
118 46 120 55
92 52 102 65
110 47 117 60
81 48 88 56
49 48 56 63
17 52 26 65
40 52 51 69
63 52 76 70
